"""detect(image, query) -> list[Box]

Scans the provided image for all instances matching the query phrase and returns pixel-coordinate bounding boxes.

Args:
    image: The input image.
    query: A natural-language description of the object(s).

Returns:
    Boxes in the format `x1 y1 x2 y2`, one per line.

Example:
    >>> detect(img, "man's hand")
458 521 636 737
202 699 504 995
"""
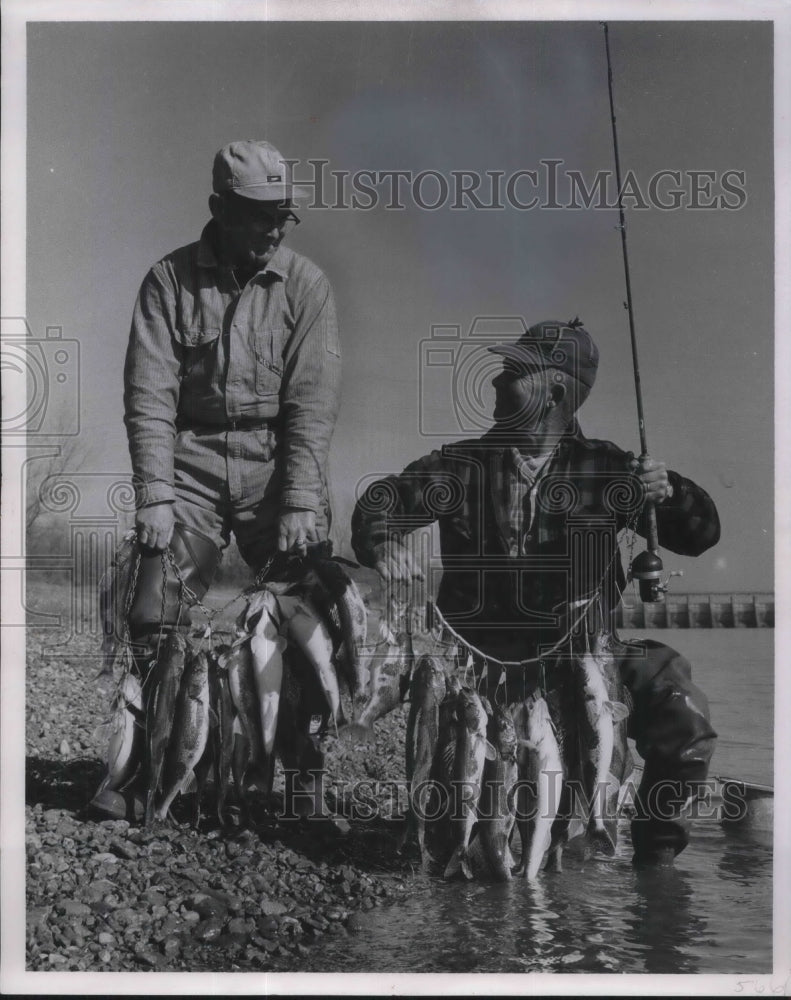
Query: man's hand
630 455 672 505
278 507 319 556
136 502 175 551
372 539 425 583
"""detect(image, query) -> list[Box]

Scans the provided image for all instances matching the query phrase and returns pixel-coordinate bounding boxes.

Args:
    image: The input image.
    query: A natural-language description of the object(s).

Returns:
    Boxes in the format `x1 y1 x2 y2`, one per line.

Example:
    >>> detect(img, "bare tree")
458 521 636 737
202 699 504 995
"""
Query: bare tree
25 437 89 532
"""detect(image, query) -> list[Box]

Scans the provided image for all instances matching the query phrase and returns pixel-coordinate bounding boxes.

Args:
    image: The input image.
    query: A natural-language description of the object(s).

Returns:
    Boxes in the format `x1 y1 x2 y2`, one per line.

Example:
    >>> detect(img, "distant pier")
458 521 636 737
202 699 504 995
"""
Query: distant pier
616 593 774 628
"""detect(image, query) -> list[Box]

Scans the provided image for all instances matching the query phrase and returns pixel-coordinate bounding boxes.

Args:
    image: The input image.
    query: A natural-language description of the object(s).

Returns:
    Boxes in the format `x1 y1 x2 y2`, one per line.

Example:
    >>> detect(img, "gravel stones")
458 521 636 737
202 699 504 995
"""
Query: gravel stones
25 600 414 973
260 899 287 918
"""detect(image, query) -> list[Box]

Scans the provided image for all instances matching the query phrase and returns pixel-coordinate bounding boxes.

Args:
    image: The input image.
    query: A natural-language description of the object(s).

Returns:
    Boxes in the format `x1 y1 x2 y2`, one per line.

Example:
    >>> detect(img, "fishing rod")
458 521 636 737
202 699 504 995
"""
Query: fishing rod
601 22 666 604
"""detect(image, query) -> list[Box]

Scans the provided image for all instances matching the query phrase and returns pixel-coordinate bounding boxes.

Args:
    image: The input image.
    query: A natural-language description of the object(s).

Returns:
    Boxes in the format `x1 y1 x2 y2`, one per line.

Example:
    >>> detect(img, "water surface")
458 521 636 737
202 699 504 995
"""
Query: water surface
304 628 774 974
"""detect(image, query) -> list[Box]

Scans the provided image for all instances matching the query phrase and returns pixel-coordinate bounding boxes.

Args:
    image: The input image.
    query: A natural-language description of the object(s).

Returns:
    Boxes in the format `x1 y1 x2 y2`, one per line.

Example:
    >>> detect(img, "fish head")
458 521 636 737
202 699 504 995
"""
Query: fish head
412 655 447 701
458 688 488 737
445 675 463 698
488 704 518 761
187 651 210 697
526 694 552 737
211 644 231 672
164 631 187 655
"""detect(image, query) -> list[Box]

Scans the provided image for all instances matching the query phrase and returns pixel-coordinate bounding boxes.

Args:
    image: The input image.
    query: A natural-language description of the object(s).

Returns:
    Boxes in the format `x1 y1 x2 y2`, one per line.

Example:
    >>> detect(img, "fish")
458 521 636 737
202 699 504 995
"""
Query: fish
422 680 461 874
339 619 413 743
221 634 270 792
97 530 138 677
208 648 236 822
513 695 564 880
230 722 249 804
278 595 342 726
304 556 368 715
240 587 277 633
476 703 519 882
155 649 212 820
541 685 576 873
95 672 144 793
143 632 187 825
443 687 495 880
190 722 215 828
275 644 331 821
403 655 447 852
576 640 630 855
248 589 287 757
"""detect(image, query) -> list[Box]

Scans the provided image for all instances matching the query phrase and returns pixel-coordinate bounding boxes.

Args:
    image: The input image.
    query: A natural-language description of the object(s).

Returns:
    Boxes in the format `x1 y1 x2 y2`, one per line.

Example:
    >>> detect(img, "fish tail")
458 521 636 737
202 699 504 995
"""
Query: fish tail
144 789 158 826
587 821 617 856
242 757 275 796
546 846 564 873
525 855 543 880
483 834 513 882
444 846 474 881
337 722 375 745
489 855 513 882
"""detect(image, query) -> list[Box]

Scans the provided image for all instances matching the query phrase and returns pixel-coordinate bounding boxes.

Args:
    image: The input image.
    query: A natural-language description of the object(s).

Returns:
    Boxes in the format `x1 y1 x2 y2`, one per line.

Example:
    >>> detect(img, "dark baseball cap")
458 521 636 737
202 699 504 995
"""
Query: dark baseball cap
487 318 599 389
212 139 311 201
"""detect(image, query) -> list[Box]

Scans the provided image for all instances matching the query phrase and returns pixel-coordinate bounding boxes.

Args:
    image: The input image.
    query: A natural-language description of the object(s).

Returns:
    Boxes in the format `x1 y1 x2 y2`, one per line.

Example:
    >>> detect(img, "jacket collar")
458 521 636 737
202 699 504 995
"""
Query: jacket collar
481 424 579 553
196 220 289 279
479 418 584 458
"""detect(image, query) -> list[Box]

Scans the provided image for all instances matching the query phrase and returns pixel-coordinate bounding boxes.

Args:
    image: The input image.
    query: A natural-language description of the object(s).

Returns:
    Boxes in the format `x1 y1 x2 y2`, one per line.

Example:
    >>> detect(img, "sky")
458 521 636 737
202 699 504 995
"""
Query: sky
1 6 788 994
20 17 774 592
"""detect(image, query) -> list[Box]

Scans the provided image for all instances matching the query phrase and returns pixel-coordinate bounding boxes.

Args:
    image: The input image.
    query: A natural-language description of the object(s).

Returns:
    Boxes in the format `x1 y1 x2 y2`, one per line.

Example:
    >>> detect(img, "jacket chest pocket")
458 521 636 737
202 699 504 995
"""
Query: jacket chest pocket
175 326 221 391
254 327 289 397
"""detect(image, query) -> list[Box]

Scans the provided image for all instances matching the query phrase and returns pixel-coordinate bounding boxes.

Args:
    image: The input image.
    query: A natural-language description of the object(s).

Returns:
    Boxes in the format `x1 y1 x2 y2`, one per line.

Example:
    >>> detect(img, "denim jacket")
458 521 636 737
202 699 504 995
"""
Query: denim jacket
124 221 342 511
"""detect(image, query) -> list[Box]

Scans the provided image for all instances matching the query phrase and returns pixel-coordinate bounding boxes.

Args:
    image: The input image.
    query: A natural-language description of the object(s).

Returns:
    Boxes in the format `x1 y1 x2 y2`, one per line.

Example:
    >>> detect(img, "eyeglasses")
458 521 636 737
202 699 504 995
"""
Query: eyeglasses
256 208 301 230
220 198 301 232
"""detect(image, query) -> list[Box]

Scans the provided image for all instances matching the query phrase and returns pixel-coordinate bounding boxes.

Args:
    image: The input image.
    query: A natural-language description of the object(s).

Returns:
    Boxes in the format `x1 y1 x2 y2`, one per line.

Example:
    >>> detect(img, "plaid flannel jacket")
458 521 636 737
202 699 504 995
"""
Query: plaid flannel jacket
351 425 720 661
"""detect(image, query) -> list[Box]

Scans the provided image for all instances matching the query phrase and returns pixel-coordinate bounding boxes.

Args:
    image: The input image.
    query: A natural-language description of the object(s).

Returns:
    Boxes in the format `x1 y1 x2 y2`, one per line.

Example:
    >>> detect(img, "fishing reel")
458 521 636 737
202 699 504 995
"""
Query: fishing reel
629 549 683 603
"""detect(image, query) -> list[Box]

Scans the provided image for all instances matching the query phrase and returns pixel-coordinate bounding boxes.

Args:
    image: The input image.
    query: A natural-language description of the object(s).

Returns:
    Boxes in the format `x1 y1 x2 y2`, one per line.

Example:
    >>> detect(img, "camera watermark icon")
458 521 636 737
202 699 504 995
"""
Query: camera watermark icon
419 317 526 437
8 469 136 649
418 316 584 439
1 317 80 435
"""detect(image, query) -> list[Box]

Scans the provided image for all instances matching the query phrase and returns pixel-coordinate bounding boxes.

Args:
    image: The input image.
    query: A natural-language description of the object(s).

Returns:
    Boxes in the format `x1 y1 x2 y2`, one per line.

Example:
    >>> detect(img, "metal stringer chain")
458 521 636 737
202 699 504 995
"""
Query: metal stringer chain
113 545 142 705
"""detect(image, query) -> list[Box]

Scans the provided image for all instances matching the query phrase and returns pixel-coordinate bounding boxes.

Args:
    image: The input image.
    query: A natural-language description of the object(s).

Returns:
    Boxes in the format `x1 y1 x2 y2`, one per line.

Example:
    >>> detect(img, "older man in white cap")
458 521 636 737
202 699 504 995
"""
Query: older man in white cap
124 138 341 626
90 140 341 820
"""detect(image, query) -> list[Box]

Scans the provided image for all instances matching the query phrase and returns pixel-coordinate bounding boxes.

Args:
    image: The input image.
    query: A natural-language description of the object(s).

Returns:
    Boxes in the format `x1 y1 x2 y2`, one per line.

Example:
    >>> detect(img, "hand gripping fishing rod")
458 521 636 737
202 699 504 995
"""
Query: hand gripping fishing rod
602 22 665 603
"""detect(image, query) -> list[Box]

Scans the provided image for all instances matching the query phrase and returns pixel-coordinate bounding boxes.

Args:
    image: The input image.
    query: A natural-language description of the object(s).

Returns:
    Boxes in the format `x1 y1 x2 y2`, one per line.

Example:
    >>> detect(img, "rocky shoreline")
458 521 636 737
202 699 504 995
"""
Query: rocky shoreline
25 619 418 973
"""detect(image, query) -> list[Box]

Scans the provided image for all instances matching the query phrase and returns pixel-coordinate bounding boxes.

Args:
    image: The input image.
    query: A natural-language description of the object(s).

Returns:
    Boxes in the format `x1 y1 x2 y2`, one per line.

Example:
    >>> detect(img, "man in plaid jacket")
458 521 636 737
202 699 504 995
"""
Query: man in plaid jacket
351 319 719 867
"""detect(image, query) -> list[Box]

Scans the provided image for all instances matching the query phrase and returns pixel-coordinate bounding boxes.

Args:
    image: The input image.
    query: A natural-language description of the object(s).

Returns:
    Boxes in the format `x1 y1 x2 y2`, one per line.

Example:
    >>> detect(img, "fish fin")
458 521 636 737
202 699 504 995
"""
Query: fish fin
444 847 474 881
92 720 111 742
338 723 375 745
243 761 273 794
208 705 220 728
377 621 397 646
330 555 359 568
126 704 146 724
480 695 493 717
484 739 497 761
231 715 244 736
441 739 456 772
246 609 264 634
182 771 198 795
607 701 630 723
